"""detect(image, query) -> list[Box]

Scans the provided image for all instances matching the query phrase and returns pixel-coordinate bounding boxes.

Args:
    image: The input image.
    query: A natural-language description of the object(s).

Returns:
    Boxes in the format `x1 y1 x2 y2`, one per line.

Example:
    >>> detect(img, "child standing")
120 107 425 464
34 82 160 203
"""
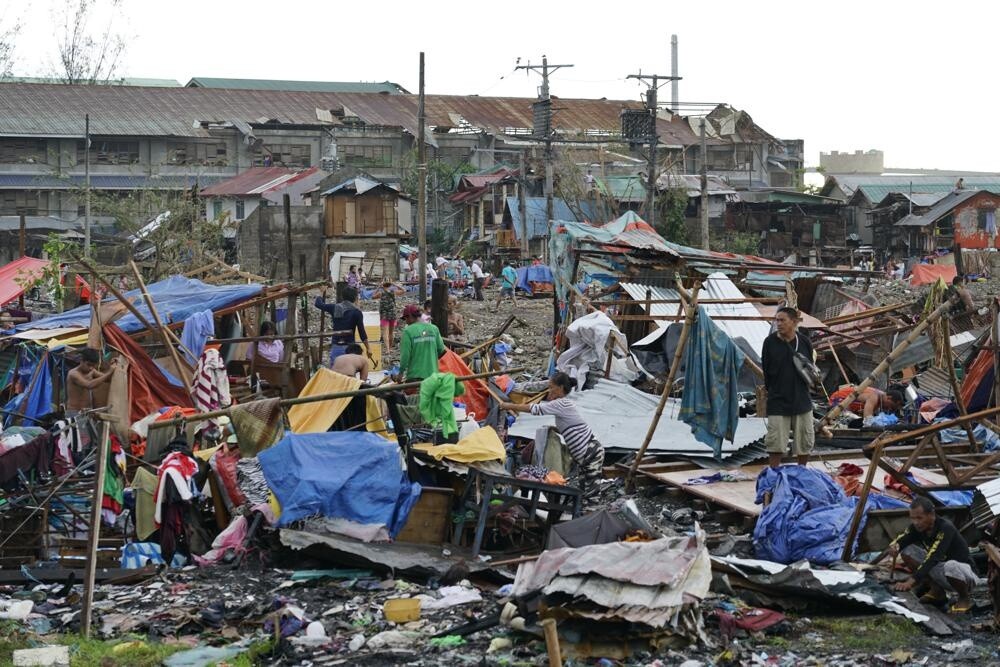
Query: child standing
378 280 399 354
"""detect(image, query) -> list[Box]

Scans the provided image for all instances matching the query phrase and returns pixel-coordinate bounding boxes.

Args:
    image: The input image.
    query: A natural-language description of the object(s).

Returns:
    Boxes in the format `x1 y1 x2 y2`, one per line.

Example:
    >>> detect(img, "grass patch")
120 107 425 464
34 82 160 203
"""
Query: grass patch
807 615 921 651
208 638 275 667
59 636 183 667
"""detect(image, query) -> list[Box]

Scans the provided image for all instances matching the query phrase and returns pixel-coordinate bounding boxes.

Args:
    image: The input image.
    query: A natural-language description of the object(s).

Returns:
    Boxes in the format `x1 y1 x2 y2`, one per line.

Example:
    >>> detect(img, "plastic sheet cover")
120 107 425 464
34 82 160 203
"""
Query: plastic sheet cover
17 275 262 333
258 431 420 538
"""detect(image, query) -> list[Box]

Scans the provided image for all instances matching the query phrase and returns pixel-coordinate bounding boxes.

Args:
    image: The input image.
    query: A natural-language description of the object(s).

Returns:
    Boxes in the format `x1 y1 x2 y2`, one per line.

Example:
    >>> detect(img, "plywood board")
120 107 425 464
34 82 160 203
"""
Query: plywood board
647 458 949 517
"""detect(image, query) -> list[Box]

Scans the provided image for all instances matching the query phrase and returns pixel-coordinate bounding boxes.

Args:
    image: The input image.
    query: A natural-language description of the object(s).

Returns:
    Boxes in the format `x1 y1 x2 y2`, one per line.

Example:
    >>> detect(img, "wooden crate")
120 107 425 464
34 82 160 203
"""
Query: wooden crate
396 487 452 545
0 507 46 567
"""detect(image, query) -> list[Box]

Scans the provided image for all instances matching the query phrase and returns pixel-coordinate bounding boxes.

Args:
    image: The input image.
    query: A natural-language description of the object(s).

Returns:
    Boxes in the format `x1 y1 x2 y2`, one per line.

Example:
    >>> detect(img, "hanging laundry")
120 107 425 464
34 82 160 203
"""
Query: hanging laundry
229 398 283 457
192 346 230 431
153 441 199 565
419 372 466 439
180 310 215 366
678 306 746 457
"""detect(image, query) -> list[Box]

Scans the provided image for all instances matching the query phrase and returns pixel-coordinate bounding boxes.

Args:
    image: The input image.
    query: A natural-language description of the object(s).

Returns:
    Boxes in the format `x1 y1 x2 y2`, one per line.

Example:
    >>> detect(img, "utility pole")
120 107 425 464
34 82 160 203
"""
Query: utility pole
516 56 573 258
626 73 680 227
417 52 428 304
700 117 710 250
84 114 91 257
518 151 529 258
670 35 679 112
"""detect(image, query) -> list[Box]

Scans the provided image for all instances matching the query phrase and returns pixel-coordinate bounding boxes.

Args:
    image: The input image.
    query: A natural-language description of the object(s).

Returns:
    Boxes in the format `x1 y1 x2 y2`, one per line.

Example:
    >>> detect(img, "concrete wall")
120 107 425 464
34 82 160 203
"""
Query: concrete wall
238 205 326 280
205 196 261 223
820 150 884 174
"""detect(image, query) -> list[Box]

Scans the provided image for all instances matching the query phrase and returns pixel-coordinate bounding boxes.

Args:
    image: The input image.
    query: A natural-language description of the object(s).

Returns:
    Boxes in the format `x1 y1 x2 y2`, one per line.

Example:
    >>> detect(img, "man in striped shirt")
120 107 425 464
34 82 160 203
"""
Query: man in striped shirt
502 372 604 508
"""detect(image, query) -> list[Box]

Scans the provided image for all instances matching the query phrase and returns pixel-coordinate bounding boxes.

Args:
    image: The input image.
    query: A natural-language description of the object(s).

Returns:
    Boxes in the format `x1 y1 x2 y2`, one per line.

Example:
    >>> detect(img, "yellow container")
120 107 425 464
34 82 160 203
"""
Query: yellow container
384 598 421 623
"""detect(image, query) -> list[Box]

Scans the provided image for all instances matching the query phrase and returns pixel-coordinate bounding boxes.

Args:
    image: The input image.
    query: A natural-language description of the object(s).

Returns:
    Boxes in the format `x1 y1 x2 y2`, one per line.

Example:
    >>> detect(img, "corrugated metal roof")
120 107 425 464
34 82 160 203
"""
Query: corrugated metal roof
892 189 989 228
622 272 772 356
5 76 181 87
0 83 715 144
598 175 646 202
656 173 738 197
186 78 407 94
200 167 322 197
825 175 1000 204
0 174 223 189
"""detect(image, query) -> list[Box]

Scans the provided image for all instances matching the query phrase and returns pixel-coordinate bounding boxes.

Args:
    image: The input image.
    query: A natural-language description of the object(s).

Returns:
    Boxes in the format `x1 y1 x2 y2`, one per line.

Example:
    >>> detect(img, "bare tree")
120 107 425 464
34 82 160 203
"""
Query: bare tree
52 0 126 84
0 13 20 80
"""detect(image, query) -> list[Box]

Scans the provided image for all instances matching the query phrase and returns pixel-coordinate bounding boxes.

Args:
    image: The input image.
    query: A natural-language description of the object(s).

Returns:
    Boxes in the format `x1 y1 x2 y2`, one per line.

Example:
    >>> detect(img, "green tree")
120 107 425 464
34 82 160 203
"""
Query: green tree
657 187 688 244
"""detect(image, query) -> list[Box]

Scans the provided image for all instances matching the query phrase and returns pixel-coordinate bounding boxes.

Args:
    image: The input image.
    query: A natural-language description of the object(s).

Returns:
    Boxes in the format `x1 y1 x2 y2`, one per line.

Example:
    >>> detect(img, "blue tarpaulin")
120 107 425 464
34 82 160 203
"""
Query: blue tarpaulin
2 349 53 426
258 432 420 537
753 466 907 565
16 275 262 334
516 265 554 296
679 307 745 458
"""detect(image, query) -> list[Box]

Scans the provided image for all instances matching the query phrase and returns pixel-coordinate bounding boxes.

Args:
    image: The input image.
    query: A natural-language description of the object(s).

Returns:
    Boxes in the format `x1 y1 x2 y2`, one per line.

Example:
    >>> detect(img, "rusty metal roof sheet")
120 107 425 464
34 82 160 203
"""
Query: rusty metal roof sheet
0 83 711 144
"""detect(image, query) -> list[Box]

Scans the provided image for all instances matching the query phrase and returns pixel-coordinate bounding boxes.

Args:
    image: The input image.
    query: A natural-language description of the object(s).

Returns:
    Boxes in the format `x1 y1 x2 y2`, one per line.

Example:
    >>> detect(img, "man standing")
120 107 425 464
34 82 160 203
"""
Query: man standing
471 259 486 301
888 496 977 613
315 285 371 366
761 306 814 468
66 348 116 417
398 304 445 384
494 260 519 312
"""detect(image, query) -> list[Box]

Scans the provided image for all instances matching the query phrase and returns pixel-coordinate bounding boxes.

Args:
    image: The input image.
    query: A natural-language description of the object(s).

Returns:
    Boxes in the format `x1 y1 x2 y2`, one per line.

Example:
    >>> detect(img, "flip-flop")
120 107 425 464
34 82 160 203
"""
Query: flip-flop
949 602 972 613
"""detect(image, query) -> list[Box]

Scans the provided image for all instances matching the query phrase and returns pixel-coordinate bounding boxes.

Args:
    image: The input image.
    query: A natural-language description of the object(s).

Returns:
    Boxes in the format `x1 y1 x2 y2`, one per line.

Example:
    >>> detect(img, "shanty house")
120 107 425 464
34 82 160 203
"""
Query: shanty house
726 190 845 264
319 176 412 278
201 167 327 223
501 197 598 258
448 166 521 242
895 189 1000 254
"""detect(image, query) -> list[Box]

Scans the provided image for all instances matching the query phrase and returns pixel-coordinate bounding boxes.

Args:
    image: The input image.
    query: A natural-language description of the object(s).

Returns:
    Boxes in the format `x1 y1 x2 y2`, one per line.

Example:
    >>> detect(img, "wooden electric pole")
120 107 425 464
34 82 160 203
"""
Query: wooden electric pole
84 114 91 257
626 73 680 227
417 52 428 304
516 56 573 259
518 151 529 258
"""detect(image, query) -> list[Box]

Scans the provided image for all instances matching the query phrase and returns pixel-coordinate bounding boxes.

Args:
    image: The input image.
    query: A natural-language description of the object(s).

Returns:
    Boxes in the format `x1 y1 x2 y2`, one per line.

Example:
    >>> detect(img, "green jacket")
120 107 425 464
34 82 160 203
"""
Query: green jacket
419 372 466 438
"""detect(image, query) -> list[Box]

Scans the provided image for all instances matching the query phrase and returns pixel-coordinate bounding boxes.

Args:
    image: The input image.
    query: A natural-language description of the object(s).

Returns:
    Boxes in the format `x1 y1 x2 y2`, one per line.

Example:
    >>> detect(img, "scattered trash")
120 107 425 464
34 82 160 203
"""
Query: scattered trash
384 597 421 622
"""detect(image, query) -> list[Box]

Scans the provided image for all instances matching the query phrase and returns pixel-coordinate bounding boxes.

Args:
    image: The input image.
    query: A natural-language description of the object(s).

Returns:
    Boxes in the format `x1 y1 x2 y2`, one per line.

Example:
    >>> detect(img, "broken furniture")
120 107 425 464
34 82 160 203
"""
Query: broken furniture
452 468 581 557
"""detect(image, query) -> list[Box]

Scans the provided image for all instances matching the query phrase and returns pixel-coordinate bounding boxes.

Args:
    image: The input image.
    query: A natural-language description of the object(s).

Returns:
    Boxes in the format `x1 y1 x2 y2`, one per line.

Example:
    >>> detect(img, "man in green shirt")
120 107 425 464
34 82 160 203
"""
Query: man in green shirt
398 304 445 383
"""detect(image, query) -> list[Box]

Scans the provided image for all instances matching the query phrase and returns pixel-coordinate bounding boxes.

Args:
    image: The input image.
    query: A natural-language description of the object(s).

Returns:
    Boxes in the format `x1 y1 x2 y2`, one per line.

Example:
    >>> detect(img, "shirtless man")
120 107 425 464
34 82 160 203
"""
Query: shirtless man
331 343 369 380
66 348 116 416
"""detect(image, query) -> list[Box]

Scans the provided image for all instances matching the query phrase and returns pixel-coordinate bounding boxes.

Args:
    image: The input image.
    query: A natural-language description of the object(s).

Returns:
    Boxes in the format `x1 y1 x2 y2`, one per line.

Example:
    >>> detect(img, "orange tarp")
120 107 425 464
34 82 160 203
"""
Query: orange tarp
909 263 957 286
104 323 192 424
438 350 489 420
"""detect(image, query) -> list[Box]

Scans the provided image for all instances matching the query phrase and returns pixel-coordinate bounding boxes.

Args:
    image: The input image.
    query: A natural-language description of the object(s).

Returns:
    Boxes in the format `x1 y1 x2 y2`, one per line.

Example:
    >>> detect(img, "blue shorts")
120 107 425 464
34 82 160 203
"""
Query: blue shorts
328 344 348 366
501 287 514 297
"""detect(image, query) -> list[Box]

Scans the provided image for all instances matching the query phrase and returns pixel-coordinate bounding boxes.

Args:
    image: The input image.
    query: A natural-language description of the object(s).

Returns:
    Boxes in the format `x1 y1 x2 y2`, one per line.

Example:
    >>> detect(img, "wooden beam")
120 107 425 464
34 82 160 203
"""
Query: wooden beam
128 261 194 396
80 420 110 638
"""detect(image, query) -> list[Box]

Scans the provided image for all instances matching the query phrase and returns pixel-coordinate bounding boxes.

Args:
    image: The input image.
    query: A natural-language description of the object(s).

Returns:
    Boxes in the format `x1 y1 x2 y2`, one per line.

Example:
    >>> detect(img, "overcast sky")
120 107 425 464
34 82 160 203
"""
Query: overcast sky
5 0 998 173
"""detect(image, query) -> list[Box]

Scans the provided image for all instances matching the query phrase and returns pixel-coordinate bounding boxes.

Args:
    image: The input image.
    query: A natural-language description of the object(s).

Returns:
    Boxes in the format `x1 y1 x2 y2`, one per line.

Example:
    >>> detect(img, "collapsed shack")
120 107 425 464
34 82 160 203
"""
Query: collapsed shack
0 207 999 663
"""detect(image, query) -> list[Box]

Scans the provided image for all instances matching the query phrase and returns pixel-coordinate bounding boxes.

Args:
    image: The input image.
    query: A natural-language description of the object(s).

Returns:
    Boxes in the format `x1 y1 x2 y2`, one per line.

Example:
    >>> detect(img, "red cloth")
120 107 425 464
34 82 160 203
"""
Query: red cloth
104 323 193 424
961 348 993 410
909 263 957 286
438 349 489 420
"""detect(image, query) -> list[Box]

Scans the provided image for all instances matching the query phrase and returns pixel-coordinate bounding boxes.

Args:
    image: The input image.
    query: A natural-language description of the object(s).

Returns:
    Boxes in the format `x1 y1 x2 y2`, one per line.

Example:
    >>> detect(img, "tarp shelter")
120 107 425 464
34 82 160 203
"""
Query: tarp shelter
104 324 192 425
909 263 957 286
0 257 48 306
258 431 421 538
549 211 680 300
516 265 554 296
16 275 263 334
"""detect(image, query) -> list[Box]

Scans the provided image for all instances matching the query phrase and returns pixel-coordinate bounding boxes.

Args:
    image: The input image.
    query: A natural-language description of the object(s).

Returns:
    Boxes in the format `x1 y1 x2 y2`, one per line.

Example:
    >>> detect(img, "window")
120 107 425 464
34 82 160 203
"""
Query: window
978 208 996 232
340 144 393 168
77 139 140 165
252 143 311 168
382 196 396 235
166 141 228 166
235 199 245 220
0 191 48 216
212 200 223 219
0 139 47 164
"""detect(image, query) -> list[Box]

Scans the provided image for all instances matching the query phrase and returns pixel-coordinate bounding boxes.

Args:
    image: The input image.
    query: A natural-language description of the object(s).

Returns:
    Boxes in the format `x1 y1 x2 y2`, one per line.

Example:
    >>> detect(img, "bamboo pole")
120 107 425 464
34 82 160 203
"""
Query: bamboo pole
128 261 194 396
820 296 958 429
147 366 525 431
81 420 110 638
841 438 885 562
625 280 701 490
540 618 562 667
